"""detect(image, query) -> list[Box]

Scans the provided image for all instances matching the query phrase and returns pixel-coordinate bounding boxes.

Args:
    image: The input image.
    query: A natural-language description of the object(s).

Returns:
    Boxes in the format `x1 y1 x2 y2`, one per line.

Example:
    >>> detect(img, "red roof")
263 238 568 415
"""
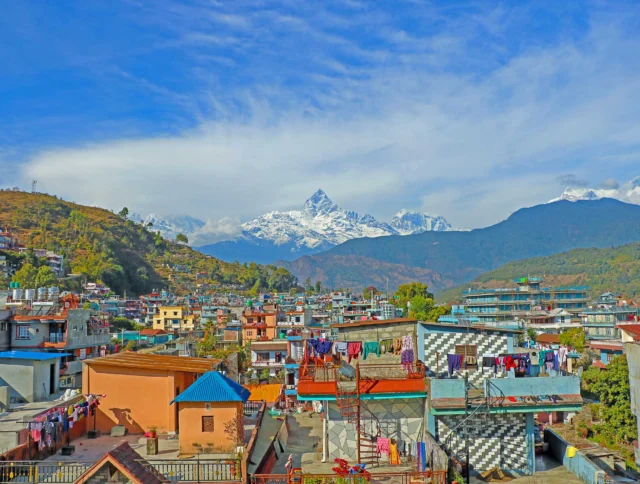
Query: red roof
77 442 168 483
616 323 640 341
535 333 561 344
591 360 607 369
589 342 623 351
139 329 167 336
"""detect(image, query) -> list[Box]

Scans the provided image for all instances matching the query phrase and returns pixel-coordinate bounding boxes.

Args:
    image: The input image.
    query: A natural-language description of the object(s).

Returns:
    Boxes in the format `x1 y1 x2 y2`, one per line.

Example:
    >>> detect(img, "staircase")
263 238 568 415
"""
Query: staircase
334 368 381 466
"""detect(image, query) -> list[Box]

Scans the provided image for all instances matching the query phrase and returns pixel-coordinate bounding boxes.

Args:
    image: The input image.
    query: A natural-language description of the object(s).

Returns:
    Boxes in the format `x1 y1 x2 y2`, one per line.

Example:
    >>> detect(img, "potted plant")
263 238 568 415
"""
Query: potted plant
148 426 158 438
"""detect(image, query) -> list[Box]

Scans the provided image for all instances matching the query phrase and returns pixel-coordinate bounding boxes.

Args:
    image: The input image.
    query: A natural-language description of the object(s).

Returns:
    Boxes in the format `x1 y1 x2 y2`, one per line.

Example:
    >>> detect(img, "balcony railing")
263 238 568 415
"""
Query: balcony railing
49 333 66 343
139 459 241 482
252 360 285 367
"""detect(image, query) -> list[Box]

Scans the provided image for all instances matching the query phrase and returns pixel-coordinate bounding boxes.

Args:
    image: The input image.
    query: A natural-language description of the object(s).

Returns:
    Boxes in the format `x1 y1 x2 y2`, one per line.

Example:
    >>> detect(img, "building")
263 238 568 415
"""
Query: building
138 328 172 345
417 321 583 476
82 353 220 434
463 277 589 323
10 294 111 388
152 306 197 332
250 341 288 378
0 231 17 250
0 351 68 402
581 306 639 340
623 342 640 467
170 371 250 454
241 308 283 342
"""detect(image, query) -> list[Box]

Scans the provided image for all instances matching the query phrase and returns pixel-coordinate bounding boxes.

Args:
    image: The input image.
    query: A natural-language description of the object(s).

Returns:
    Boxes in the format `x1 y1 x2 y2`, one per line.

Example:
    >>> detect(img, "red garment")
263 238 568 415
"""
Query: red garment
504 355 517 371
347 342 362 363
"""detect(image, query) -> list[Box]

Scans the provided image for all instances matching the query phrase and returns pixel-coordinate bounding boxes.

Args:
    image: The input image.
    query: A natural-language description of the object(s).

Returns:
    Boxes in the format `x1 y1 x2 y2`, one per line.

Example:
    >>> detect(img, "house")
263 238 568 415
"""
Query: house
139 328 172 345
82 353 220 434
170 371 250 455
0 351 69 402
589 341 624 365
418 321 583 477
76 442 168 483
242 308 282 342
580 306 639 340
250 341 288 378
152 306 197 332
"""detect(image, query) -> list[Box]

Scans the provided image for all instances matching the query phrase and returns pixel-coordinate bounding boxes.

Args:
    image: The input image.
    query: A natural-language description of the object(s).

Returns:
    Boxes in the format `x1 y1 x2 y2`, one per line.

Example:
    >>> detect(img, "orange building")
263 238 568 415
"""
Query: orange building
171 371 250 455
241 310 281 342
82 353 219 435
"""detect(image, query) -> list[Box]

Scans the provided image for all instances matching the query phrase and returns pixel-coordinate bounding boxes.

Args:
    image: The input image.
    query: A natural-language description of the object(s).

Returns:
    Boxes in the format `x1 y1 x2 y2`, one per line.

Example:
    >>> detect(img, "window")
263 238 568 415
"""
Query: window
164 312 167 316
455 344 478 368
202 416 214 432
247 331 253 336
17 325 30 339
73 326 77 331
174 311 178 316
0 322 6 331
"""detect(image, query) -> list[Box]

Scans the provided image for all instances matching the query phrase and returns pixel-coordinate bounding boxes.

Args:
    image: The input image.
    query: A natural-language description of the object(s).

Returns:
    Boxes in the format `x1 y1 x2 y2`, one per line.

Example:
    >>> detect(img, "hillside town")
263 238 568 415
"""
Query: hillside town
1 238 640 484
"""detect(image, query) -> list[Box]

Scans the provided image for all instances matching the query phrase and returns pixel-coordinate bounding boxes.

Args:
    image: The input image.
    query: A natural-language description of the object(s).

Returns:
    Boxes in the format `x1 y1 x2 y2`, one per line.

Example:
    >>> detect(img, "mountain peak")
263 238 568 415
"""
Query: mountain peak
303 189 338 216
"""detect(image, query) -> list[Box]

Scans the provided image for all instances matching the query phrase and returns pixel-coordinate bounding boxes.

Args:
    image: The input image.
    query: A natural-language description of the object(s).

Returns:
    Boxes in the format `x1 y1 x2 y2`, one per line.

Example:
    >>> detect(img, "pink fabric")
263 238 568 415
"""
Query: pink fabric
376 437 390 454
347 342 362 363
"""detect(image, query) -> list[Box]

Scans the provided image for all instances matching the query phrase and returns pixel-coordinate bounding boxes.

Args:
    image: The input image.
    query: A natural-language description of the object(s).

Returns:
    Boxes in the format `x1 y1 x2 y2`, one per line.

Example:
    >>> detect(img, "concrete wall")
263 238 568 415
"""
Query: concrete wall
0 310 10 351
82 363 197 434
327 397 425 461
33 359 59 401
10 321 49 348
624 342 640 467
545 428 607 484
333 321 416 342
177 401 243 454
0 360 34 402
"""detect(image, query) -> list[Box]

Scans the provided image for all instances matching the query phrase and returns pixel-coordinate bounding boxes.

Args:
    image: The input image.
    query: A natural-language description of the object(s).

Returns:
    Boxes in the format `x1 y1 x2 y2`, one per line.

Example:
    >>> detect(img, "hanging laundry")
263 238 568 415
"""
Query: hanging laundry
401 349 414 371
363 342 380 360
389 438 402 465
402 335 413 351
447 354 462 376
376 437 390 455
333 341 348 356
347 342 362 363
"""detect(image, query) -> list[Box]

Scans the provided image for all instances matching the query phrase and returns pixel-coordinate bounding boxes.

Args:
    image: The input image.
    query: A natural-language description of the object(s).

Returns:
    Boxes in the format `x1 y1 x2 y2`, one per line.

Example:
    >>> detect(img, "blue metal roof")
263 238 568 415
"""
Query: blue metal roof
171 371 251 404
0 351 71 361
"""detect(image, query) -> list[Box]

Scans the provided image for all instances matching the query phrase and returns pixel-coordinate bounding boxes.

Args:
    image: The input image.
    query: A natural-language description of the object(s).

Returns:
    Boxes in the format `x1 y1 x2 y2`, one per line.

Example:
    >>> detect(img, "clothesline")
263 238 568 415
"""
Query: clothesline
307 336 415 369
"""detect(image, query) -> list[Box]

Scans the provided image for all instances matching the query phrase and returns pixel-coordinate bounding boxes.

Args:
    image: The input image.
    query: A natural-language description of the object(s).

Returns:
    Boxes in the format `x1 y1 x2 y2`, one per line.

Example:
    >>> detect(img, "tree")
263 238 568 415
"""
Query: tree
118 207 129 219
176 233 189 245
82 302 91 310
125 340 137 351
408 295 450 321
559 328 586 352
259 368 270 381
315 280 322 294
12 263 38 288
394 282 433 314
526 328 537 342
304 277 312 290
35 266 57 288
112 317 135 332
582 354 637 444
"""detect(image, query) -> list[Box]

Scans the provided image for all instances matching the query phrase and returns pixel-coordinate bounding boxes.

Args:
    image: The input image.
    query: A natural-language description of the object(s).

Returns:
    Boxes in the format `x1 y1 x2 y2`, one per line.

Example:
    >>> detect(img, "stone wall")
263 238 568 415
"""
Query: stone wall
333 321 416 342
327 398 425 461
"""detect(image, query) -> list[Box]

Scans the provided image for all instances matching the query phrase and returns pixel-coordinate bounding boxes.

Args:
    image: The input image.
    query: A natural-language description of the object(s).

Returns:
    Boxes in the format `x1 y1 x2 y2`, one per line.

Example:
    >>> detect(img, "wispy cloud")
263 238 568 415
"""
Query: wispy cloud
3 1 640 233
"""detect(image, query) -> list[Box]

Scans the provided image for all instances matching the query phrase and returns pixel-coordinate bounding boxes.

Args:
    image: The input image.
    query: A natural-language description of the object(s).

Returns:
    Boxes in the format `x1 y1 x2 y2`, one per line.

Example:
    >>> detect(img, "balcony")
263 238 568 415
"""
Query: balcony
285 385 297 396
252 360 285 367
62 359 85 375
48 333 67 343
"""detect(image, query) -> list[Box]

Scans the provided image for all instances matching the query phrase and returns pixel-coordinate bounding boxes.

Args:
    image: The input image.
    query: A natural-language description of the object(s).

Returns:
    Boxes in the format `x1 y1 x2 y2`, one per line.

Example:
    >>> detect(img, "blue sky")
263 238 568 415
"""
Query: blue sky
2 0 640 239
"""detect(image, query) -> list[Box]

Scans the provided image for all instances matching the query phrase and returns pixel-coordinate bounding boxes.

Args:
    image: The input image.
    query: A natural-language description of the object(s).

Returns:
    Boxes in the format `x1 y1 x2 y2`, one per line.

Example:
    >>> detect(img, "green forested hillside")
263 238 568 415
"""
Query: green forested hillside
0 191 296 295
437 242 640 302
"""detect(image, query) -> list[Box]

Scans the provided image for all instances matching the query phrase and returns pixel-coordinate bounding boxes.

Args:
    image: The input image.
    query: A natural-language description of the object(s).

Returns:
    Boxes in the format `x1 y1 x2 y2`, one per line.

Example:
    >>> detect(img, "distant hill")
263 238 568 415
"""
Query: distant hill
278 199 640 292
437 241 640 302
0 191 296 296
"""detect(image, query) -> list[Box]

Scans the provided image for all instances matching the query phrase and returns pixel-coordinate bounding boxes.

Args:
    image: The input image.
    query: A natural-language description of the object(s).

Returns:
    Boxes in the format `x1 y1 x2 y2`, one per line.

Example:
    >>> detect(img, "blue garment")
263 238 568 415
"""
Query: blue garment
447 354 462 376
553 352 559 371
308 339 333 355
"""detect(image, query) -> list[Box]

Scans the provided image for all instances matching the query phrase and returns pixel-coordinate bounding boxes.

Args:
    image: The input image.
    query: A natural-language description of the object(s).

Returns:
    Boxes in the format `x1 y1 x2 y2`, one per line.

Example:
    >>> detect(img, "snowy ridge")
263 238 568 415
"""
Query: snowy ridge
550 176 640 204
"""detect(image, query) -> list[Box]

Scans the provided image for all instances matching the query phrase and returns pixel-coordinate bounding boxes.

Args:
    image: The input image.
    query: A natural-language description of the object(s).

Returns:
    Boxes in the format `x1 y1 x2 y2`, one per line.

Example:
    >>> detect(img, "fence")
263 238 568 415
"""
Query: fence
0 461 90 483
139 458 242 482
252 471 447 484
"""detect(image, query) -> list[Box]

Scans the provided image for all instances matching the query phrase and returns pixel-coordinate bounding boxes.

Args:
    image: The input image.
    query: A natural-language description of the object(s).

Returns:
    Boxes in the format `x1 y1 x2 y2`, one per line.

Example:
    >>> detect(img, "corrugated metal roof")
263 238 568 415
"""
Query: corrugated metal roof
0 351 70 361
171 371 250 403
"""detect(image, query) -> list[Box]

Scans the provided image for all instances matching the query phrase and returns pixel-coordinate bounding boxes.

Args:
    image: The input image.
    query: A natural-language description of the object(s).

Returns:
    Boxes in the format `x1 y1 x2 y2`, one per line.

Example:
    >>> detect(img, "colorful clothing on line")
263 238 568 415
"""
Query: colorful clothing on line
401 349 414 371
447 354 462 376
389 442 402 465
347 341 362 363
376 437 390 454
333 341 348 355
363 342 380 360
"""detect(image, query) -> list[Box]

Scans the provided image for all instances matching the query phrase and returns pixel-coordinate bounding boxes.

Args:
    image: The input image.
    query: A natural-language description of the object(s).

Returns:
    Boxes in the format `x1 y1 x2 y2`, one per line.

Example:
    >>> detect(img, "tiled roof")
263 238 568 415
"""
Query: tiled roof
591 360 607 369
139 329 168 336
616 323 640 340
77 442 168 484
171 371 250 403
84 353 219 373
535 333 561 344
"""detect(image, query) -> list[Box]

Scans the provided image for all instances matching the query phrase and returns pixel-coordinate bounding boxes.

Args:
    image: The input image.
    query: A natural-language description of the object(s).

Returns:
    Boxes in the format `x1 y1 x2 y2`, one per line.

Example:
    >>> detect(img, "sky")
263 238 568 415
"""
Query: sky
2 0 640 238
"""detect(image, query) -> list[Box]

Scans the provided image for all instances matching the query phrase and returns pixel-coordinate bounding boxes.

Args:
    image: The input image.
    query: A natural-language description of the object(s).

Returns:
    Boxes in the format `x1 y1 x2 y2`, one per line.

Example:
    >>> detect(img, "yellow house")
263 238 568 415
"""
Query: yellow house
152 306 197 331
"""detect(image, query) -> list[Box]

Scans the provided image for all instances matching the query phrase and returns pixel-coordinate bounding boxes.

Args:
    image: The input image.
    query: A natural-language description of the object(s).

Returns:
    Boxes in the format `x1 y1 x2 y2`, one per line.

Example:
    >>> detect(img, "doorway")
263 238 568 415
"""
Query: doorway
49 363 56 394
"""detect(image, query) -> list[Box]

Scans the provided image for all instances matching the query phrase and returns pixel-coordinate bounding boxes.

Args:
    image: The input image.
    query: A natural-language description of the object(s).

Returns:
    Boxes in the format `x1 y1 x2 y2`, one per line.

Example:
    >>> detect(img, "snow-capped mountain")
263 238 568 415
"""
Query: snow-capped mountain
550 176 640 204
138 213 206 241
196 189 454 263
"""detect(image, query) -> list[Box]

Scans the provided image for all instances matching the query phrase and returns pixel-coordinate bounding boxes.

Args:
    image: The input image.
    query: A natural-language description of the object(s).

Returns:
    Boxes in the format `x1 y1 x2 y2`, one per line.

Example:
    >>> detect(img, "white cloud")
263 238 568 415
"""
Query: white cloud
16 3 640 237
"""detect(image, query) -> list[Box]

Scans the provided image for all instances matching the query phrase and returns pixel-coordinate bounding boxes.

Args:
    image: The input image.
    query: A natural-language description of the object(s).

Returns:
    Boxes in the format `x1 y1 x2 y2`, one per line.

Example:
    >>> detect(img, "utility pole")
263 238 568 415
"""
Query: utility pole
31 180 37 193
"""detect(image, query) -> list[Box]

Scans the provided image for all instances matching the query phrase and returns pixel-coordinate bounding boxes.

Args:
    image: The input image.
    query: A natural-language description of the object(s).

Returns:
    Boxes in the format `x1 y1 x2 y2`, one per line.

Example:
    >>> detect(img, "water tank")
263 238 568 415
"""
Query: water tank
25 289 35 301
37 287 48 300
13 288 23 300
48 287 60 301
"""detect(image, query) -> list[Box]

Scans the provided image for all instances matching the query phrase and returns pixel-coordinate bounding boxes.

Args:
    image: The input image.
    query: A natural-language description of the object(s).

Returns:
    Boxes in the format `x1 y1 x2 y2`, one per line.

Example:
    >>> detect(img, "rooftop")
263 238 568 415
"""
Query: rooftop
171 371 250 403
243 383 282 403
83 353 220 373
78 442 167 484
535 333 562 345
330 317 417 328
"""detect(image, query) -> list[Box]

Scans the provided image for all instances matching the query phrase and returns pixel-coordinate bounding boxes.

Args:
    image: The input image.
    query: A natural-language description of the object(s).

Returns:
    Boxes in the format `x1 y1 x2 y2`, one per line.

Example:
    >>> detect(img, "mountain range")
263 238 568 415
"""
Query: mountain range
141 189 450 264
278 198 640 292
550 176 640 204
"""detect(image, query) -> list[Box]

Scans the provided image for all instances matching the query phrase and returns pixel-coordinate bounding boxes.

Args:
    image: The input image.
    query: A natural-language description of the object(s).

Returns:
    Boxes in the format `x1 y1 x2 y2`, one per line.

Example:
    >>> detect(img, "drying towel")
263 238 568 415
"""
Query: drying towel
333 341 348 355
363 342 380 360
447 354 462 376
376 437 390 455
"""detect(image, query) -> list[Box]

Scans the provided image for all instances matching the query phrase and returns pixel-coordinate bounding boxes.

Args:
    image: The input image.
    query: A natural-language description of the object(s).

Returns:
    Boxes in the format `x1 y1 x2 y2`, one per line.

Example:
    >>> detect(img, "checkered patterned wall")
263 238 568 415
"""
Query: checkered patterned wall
421 331 509 385
437 413 531 475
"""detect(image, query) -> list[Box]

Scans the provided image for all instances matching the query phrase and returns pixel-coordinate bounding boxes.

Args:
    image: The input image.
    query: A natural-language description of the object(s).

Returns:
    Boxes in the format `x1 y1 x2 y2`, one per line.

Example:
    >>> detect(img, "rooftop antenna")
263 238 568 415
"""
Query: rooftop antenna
31 180 37 193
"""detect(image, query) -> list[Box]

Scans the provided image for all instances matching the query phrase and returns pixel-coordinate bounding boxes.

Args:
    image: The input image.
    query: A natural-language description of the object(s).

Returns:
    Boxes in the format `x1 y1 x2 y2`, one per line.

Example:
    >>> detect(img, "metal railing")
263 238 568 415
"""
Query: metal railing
0 462 90 483
48 333 66 343
138 459 242 482
253 471 447 484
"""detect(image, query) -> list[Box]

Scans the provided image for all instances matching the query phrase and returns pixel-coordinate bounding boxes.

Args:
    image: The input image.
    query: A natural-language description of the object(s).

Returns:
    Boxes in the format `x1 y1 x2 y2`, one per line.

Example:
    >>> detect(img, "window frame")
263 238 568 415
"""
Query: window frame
201 416 214 432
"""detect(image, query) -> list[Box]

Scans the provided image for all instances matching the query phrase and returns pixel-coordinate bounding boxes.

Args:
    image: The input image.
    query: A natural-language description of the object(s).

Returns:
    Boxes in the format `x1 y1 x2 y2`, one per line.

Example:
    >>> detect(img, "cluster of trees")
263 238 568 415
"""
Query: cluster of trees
393 282 451 321
582 354 637 445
